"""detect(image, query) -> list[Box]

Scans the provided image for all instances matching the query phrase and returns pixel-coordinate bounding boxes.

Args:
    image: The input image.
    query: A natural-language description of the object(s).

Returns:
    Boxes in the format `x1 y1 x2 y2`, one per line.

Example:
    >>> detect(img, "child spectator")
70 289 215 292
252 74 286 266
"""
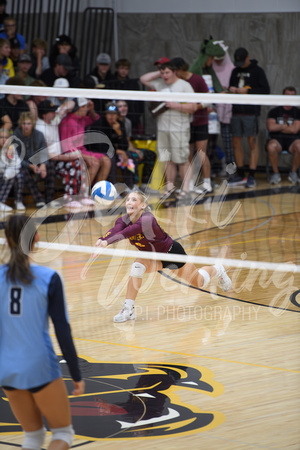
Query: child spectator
89 52 114 87
16 54 34 86
0 16 26 54
0 76 29 130
9 37 20 69
26 79 48 121
0 128 25 211
117 99 157 193
49 34 80 77
28 37 50 78
36 99 81 203
13 111 57 208
87 101 134 189
111 58 144 134
59 98 100 206
0 37 14 78
40 53 80 88
0 0 8 32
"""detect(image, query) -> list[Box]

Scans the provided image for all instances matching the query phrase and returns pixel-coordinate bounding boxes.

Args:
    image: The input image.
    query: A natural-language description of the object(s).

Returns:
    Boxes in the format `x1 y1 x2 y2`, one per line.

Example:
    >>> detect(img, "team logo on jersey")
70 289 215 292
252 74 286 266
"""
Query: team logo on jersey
0 357 225 441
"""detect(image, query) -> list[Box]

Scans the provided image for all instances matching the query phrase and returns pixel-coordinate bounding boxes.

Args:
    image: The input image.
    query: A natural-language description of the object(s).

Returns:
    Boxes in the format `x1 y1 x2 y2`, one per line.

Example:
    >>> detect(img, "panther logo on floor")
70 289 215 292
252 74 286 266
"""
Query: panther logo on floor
0 357 225 440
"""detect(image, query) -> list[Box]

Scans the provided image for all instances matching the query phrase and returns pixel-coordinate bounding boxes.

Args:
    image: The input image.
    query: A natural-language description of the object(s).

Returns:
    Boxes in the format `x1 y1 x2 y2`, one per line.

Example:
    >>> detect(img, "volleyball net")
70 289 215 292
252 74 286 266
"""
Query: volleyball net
0 84 299 282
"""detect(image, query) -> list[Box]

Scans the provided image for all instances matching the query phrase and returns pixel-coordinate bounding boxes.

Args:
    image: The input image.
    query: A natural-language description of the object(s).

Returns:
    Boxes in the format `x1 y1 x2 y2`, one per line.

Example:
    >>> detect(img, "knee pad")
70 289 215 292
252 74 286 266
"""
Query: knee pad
23 427 46 450
50 424 74 446
130 261 146 278
198 269 210 288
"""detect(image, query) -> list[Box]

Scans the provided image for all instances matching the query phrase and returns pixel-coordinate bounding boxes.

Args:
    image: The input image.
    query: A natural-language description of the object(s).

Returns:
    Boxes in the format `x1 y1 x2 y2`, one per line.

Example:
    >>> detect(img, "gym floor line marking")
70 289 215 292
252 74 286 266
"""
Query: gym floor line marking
56 335 300 374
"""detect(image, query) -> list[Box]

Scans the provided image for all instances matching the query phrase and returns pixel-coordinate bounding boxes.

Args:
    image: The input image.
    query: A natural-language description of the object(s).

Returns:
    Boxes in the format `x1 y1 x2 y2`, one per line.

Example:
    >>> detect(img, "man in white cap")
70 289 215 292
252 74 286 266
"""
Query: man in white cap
48 77 75 117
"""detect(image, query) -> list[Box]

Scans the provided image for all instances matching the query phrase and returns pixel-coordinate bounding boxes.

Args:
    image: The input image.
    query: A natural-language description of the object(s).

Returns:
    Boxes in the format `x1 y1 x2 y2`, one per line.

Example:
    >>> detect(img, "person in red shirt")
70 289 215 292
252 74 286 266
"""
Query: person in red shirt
171 57 211 195
95 190 231 322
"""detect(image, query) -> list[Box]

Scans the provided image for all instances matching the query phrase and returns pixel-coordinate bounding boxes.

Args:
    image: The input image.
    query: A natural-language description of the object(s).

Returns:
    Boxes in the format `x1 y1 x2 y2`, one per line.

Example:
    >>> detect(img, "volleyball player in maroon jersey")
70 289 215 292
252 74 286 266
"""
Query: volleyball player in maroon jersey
95 191 231 322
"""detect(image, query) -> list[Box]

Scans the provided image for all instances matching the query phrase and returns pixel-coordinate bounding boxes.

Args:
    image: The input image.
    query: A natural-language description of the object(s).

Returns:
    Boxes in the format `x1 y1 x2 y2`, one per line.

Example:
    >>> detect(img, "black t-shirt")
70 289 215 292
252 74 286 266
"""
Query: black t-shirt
86 116 128 155
0 97 29 130
39 67 81 88
268 105 300 140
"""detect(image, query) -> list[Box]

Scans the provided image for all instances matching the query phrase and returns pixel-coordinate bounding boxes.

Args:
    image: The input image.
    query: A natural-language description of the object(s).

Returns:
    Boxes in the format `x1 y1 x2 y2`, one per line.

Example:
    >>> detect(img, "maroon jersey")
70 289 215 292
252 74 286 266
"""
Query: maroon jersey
188 73 209 126
101 211 173 253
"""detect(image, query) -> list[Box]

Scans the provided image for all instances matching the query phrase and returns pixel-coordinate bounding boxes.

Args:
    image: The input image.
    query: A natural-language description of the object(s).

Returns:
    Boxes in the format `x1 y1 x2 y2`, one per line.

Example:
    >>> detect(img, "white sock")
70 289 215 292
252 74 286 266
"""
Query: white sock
124 299 135 308
213 264 223 278
204 178 211 186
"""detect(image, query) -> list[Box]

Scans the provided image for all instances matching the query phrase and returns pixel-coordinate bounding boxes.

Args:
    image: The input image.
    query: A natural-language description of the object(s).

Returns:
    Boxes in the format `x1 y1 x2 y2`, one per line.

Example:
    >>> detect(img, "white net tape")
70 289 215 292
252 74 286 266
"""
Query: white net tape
1 85 300 106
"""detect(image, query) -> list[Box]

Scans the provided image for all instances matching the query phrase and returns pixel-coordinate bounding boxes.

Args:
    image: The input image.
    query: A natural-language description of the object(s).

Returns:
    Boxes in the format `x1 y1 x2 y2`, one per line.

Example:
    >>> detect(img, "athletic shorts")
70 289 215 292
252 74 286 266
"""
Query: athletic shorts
190 124 209 144
268 136 300 152
231 115 258 137
2 382 50 393
162 240 187 270
157 129 190 164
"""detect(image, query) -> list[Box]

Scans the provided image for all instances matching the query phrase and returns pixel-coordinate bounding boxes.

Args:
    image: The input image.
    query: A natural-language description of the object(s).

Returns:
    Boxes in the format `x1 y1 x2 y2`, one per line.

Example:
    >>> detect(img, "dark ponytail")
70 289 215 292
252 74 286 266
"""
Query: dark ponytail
5 215 36 284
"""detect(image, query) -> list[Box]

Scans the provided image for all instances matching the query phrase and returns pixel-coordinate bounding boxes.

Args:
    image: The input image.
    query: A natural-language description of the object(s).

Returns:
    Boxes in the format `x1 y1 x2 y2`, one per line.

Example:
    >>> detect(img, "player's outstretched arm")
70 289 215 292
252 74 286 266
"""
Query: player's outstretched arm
95 239 108 248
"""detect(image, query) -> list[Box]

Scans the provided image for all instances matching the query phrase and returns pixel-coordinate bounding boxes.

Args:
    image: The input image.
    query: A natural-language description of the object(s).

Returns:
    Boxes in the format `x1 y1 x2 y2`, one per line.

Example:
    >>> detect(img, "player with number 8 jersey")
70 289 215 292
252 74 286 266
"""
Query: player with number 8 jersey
0 215 84 450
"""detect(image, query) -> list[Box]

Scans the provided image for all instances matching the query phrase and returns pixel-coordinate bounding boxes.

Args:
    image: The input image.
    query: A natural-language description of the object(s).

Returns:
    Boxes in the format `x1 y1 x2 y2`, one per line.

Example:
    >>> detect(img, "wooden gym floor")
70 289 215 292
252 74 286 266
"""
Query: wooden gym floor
0 174 299 449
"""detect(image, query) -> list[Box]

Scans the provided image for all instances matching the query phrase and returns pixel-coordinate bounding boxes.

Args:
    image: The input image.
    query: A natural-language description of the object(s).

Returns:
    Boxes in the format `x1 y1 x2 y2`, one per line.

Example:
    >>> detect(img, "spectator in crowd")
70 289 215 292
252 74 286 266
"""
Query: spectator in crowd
87 101 134 189
9 36 20 69
59 98 100 205
0 0 8 32
36 99 84 203
40 53 80 87
188 38 226 192
88 53 114 114
28 37 49 78
190 37 225 92
26 79 48 121
140 62 197 201
147 57 172 136
111 58 144 133
212 40 235 169
89 52 114 87
154 56 171 68
49 34 80 77
267 86 300 185
0 37 14 78
16 53 34 86
0 64 8 97
0 128 25 212
0 76 29 130
117 99 157 193
13 111 57 208
0 16 26 54
58 94 111 187
48 77 74 113
228 47 270 188
82 74 104 114
171 56 211 194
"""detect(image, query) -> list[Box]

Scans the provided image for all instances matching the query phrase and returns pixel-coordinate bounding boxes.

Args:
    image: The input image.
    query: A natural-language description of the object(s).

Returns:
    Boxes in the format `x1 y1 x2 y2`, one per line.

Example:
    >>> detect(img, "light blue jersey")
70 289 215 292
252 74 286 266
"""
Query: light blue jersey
0 264 74 389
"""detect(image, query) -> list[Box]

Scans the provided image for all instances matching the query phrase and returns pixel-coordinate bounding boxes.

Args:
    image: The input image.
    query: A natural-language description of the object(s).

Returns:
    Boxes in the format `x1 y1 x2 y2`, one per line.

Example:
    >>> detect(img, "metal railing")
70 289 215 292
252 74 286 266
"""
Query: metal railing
7 1 115 78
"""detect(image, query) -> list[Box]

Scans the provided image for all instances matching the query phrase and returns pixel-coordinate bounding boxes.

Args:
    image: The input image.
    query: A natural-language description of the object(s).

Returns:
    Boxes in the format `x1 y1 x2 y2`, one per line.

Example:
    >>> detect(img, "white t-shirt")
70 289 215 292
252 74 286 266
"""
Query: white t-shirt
35 118 62 158
149 78 194 132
